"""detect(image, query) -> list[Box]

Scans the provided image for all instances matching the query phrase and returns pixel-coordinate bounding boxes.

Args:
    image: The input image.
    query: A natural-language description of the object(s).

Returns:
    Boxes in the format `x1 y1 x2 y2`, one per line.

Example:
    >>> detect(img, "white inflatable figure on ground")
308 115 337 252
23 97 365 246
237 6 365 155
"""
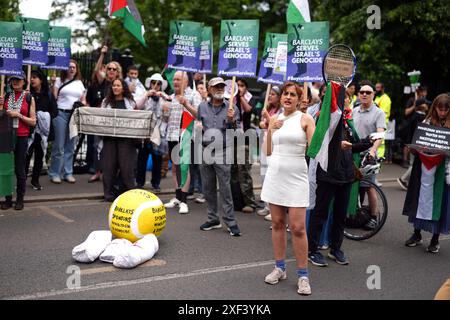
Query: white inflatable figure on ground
100 238 133 263
72 230 112 263
113 234 159 269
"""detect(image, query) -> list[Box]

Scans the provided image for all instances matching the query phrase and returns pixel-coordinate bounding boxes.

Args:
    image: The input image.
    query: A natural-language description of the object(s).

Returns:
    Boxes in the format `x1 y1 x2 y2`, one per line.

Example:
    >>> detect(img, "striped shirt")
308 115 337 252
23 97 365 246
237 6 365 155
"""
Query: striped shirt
165 87 202 142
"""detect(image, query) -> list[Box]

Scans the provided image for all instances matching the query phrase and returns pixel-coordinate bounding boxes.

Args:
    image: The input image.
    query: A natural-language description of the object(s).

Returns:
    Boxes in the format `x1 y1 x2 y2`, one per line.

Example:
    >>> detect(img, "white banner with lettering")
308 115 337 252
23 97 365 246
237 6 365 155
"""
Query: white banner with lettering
70 107 157 139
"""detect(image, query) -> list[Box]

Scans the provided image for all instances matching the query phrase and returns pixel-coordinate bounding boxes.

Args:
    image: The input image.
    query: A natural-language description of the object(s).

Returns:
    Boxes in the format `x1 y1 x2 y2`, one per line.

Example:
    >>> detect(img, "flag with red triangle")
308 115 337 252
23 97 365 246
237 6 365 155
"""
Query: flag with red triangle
108 0 146 46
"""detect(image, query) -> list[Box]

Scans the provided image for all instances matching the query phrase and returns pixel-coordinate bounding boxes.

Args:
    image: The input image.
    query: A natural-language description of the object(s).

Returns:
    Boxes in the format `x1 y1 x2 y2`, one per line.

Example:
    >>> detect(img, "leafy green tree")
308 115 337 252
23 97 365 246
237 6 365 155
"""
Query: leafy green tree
0 0 20 21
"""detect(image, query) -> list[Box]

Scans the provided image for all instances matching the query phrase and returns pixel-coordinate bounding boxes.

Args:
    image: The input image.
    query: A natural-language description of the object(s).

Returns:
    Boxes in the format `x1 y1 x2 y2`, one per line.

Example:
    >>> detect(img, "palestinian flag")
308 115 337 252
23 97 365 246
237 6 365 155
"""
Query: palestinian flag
307 81 344 172
179 110 195 187
287 0 311 23
415 153 445 221
108 0 146 46
162 64 176 93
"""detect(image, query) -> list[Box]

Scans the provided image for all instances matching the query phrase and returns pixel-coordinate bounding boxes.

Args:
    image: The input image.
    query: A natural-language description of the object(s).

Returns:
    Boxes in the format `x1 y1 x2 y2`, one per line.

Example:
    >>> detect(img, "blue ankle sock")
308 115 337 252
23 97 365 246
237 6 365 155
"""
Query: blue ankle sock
275 260 286 271
297 268 309 278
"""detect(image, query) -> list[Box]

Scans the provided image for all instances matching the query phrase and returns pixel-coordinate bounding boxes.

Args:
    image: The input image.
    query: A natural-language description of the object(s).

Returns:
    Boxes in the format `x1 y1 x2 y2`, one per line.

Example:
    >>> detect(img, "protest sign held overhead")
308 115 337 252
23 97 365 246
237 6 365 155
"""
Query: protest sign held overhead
286 21 329 83
218 20 260 78
15 17 49 66
257 33 288 85
199 26 213 74
167 20 203 73
0 21 23 76
42 26 71 70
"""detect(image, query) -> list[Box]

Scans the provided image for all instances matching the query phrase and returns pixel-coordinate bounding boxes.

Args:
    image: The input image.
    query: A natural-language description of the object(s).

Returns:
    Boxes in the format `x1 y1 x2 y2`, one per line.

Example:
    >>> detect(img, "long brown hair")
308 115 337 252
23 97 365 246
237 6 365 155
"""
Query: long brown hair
103 79 134 108
61 59 82 82
425 94 450 127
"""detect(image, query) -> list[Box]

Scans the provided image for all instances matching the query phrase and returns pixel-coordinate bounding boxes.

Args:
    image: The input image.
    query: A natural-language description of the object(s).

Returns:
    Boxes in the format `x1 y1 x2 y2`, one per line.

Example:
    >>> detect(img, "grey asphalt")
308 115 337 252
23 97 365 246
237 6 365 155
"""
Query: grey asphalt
0 164 449 300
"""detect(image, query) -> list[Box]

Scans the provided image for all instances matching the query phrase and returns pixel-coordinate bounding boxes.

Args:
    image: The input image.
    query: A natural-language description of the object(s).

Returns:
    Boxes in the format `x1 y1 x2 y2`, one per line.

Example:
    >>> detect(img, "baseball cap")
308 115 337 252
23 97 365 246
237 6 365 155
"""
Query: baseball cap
9 71 26 81
208 77 226 87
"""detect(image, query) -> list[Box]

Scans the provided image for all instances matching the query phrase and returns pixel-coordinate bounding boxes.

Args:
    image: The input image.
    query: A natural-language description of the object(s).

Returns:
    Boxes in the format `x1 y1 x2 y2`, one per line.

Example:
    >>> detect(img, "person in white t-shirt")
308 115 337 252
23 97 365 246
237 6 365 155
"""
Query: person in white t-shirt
48 59 86 184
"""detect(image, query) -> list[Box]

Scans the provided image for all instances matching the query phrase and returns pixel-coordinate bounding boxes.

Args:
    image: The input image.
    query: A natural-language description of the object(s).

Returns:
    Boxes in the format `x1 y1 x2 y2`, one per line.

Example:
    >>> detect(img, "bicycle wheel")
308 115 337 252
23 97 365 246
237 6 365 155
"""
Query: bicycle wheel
344 179 388 241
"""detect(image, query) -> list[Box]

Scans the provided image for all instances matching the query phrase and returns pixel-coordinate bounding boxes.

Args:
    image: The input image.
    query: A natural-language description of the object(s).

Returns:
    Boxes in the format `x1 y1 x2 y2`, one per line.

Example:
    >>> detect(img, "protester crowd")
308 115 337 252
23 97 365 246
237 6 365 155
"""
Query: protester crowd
0 47 449 296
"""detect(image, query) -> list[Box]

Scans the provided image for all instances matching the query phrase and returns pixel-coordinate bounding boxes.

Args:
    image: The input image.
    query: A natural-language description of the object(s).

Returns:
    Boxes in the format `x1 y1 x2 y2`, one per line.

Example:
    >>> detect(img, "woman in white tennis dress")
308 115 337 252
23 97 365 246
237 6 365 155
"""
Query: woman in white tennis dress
261 82 315 295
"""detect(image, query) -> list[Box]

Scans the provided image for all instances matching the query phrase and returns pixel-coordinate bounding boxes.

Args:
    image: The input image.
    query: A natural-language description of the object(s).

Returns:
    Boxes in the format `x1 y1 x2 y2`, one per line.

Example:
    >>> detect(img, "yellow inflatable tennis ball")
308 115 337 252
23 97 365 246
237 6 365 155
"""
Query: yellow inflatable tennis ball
108 189 166 242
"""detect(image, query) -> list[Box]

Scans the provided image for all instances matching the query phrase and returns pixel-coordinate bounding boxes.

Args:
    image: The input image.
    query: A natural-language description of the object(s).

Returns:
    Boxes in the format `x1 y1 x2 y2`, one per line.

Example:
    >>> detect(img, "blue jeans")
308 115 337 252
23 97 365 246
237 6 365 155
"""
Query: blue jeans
48 110 77 179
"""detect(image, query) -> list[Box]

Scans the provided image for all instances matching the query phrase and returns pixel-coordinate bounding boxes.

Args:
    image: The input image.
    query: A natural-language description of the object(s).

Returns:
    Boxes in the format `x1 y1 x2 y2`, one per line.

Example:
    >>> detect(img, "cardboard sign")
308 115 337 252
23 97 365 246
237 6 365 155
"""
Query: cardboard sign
218 20 260 78
408 123 450 156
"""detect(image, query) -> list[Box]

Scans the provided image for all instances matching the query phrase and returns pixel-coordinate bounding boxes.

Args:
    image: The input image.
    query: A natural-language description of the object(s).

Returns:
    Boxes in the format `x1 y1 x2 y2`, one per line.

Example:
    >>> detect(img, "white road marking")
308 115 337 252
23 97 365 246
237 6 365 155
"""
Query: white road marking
38 206 74 223
4 258 296 300
80 259 166 275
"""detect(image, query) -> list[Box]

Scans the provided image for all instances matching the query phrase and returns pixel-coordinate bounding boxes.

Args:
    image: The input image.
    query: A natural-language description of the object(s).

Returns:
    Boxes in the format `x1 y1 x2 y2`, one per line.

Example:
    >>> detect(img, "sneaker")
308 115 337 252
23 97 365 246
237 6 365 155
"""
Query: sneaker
178 202 189 214
264 267 287 285
227 225 242 237
164 198 181 208
308 252 328 267
50 177 62 184
426 241 440 253
257 207 270 216
194 194 206 203
186 193 195 200
397 178 408 191
31 181 42 190
151 186 161 193
264 213 272 221
364 217 378 230
405 233 423 247
242 206 255 214
297 277 312 295
328 249 349 265
200 221 222 231
318 244 330 250
65 176 76 183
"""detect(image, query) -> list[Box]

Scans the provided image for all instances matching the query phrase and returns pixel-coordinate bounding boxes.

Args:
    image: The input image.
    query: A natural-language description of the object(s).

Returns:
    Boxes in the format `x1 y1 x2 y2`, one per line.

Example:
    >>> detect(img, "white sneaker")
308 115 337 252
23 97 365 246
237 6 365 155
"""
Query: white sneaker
257 208 270 216
194 194 206 203
179 202 189 214
164 198 181 208
264 213 272 221
264 267 287 285
297 277 312 295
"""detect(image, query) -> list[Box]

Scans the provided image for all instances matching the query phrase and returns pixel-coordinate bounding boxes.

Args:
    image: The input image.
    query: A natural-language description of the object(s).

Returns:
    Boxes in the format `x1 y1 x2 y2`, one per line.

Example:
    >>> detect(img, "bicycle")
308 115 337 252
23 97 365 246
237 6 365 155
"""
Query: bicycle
344 153 388 241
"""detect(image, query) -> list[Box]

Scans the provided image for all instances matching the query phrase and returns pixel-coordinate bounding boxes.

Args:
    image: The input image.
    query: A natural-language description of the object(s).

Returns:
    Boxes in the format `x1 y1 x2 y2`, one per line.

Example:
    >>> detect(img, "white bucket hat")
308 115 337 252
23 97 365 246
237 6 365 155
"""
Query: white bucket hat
145 73 168 91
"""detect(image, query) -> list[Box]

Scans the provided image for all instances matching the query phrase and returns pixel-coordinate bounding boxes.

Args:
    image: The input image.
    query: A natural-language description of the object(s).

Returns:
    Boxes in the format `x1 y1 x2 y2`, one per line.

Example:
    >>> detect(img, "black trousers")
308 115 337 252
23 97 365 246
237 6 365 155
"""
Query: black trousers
136 143 163 188
12 137 28 199
25 134 44 183
102 137 137 200
308 180 352 253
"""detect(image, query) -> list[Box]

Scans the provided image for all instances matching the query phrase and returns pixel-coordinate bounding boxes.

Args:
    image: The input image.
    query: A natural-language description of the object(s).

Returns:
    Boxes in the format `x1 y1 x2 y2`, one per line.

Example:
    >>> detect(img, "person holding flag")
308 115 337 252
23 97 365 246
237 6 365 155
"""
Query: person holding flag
163 71 201 214
402 94 450 254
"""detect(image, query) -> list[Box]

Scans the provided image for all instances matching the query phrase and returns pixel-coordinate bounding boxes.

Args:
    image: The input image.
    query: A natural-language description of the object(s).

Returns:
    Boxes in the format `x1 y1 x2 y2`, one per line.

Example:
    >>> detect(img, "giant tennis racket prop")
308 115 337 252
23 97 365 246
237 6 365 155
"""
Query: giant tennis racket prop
322 44 356 88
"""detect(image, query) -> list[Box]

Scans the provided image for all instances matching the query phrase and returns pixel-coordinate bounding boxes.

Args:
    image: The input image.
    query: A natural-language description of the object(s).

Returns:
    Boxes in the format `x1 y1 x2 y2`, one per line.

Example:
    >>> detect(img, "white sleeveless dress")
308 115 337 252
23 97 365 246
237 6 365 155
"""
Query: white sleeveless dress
261 111 309 207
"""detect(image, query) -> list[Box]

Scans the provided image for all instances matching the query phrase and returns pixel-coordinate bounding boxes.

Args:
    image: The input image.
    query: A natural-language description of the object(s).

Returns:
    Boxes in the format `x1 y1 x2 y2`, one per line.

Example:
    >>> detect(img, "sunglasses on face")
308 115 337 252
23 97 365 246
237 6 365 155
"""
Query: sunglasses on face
151 81 161 85
107 67 118 71
359 91 373 95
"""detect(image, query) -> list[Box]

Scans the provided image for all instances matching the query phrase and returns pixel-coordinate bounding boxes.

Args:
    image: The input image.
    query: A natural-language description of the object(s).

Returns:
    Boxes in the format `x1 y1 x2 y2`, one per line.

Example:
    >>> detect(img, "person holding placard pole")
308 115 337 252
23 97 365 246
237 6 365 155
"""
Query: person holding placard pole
0 72 36 210
231 78 258 213
403 94 450 254
163 71 201 214
258 85 283 221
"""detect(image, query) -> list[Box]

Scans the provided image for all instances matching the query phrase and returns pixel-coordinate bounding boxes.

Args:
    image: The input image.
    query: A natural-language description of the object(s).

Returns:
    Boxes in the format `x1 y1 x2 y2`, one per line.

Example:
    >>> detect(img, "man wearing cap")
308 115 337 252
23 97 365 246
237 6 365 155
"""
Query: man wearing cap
192 77 242 237
135 73 170 192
